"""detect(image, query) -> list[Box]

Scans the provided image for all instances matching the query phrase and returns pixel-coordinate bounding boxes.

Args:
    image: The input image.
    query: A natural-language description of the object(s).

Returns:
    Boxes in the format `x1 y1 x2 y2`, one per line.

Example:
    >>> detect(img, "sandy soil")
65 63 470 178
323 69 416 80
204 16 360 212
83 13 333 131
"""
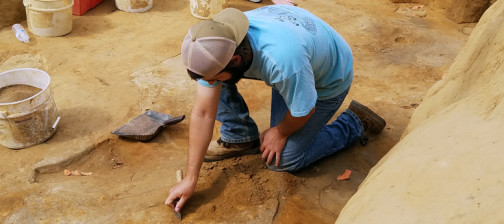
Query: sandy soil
0 0 470 223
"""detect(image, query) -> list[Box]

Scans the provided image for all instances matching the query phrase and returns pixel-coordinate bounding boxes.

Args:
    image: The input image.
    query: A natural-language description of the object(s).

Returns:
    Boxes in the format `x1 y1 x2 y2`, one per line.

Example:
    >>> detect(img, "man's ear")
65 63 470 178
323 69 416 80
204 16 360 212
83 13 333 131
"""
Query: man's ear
230 55 242 67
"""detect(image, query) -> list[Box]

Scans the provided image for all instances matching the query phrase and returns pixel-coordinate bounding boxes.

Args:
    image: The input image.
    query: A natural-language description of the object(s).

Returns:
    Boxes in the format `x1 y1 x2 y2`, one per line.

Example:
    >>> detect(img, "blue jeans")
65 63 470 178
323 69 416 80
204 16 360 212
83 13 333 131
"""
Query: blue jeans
216 82 363 172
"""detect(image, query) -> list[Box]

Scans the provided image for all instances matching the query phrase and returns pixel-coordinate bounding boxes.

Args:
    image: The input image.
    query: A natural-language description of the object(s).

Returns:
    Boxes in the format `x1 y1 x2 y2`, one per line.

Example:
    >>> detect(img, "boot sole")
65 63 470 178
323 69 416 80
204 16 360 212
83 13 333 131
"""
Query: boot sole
349 100 386 134
204 147 261 162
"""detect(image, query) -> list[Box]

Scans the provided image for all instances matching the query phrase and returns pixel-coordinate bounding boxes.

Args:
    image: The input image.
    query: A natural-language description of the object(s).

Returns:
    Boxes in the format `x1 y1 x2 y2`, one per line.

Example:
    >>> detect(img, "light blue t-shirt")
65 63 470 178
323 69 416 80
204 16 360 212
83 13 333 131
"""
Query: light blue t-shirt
200 5 353 117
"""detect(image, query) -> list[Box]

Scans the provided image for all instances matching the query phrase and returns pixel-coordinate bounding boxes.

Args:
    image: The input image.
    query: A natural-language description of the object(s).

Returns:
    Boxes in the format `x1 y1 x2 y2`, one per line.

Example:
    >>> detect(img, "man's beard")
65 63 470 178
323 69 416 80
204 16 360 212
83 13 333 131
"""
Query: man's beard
223 60 251 85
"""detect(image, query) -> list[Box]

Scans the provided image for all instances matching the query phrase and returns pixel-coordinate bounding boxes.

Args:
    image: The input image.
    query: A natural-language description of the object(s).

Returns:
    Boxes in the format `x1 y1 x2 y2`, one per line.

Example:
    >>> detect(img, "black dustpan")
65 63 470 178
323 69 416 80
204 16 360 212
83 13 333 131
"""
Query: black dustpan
112 110 185 141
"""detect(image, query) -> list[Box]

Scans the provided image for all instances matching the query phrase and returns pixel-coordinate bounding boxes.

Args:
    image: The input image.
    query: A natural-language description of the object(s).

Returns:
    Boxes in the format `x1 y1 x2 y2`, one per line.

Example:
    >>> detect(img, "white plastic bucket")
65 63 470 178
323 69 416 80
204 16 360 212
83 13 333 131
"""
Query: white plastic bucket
115 0 153 13
0 68 61 149
23 0 73 37
190 0 227 19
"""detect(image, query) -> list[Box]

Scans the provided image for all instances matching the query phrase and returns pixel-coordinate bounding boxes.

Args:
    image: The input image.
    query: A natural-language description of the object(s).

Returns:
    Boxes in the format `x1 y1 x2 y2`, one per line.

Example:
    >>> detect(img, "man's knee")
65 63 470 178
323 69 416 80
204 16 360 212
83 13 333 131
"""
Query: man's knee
264 148 308 172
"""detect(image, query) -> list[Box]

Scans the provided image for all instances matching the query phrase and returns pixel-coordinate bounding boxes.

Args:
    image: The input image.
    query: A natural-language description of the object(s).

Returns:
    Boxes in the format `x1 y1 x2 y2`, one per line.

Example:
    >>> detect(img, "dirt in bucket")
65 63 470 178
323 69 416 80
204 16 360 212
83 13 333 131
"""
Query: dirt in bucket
0 84 42 103
131 0 150 9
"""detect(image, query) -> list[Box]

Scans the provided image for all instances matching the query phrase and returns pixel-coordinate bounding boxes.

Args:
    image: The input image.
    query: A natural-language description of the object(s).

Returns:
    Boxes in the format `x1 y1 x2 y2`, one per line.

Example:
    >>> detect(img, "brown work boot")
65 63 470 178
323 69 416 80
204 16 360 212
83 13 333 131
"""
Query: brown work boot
204 138 261 162
348 100 386 134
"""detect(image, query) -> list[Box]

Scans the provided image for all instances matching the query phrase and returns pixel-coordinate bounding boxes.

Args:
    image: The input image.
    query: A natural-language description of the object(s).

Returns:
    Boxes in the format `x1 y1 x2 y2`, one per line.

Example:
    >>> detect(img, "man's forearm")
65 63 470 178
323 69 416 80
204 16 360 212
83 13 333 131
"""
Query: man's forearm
276 107 316 137
185 113 216 183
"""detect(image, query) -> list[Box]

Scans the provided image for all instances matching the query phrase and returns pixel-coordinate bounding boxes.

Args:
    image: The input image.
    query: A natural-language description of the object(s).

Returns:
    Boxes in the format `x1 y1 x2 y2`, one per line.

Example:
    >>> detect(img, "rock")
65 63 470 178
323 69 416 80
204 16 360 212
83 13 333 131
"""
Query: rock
462 26 474 35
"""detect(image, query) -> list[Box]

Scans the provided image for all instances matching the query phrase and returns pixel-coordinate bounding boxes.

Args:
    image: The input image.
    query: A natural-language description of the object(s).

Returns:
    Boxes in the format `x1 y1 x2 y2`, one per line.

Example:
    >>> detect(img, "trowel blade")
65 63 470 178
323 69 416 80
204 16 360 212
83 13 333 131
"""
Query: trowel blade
173 198 182 220
173 210 182 220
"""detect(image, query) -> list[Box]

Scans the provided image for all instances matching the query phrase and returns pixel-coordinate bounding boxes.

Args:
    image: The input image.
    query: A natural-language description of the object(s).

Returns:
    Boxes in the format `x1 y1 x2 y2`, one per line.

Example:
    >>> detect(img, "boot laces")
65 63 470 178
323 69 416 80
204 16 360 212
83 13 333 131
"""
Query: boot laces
217 138 232 149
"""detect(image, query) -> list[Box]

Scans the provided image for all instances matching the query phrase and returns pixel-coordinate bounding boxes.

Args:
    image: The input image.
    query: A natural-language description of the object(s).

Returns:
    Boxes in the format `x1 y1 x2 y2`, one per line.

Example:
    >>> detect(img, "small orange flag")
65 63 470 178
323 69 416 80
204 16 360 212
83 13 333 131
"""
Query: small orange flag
337 169 352 181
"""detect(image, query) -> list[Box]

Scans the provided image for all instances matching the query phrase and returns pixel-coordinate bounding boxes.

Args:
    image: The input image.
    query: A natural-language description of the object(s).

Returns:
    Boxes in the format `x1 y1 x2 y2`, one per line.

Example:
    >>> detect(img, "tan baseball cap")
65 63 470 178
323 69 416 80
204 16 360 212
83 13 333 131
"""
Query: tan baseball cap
181 8 249 78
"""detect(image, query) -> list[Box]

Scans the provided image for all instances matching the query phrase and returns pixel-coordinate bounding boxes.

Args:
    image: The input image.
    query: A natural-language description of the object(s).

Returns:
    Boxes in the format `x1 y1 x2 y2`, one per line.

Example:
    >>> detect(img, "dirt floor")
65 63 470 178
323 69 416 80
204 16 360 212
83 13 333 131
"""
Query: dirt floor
0 0 470 223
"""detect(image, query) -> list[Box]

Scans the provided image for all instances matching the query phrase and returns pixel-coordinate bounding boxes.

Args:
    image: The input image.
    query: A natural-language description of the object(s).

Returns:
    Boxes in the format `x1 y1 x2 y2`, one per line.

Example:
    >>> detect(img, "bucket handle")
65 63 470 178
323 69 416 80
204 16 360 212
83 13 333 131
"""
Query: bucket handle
1 98 61 132
4 115 61 132
24 0 74 13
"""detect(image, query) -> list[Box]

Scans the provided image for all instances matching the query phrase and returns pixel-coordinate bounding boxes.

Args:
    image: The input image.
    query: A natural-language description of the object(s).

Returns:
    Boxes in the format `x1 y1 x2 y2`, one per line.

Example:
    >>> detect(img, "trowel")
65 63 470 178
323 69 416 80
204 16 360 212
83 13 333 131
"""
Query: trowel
173 169 184 220
112 110 184 141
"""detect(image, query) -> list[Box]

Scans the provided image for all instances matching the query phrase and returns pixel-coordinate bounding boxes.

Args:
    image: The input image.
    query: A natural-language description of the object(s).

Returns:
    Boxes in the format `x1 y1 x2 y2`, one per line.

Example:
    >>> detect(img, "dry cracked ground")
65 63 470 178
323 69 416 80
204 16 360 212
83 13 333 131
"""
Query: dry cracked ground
0 0 471 223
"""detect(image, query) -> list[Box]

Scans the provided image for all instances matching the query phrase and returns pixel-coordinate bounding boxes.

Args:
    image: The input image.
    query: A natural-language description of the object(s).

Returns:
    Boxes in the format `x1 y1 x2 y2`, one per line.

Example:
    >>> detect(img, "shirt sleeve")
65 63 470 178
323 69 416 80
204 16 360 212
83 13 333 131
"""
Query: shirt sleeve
273 68 317 117
197 79 222 88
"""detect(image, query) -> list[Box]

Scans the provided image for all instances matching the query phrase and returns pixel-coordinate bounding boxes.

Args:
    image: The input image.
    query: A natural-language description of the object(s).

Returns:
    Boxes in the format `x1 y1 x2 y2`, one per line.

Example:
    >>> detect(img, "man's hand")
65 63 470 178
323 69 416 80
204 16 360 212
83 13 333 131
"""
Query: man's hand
260 107 315 167
260 127 288 166
165 178 196 212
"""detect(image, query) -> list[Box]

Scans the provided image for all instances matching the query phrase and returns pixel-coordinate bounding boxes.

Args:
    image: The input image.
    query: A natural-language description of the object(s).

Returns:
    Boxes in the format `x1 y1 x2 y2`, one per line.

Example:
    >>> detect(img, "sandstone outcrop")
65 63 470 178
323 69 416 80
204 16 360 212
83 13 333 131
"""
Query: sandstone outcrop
337 0 504 223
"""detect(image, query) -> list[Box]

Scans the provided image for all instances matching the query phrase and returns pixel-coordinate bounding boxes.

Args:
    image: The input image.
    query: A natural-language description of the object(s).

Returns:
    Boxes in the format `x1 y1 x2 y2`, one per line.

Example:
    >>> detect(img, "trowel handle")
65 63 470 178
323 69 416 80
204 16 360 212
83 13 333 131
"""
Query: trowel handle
163 115 185 126
176 170 183 183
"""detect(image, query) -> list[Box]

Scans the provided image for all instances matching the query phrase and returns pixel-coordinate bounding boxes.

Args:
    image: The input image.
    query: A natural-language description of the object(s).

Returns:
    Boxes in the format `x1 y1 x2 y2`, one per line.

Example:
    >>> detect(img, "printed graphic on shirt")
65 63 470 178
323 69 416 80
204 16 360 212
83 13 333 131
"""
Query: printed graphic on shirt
254 7 317 35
